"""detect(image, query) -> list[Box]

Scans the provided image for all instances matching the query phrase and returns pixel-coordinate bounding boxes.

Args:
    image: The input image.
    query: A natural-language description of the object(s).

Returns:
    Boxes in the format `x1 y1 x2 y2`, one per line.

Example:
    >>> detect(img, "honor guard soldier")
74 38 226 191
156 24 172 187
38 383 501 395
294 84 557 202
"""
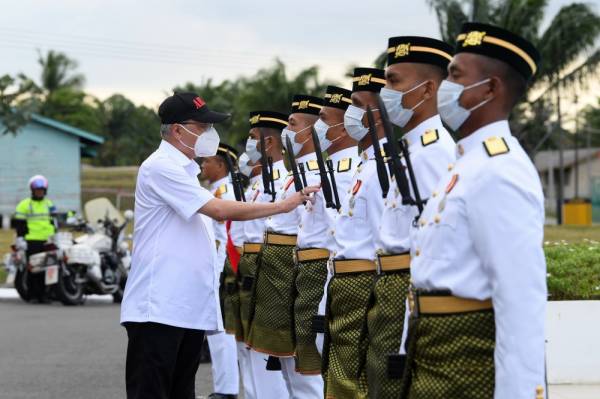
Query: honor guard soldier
399 23 547 399
240 111 290 399
200 143 242 399
294 86 359 378
322 68 387 399
364 36 456 398
246 96 323 397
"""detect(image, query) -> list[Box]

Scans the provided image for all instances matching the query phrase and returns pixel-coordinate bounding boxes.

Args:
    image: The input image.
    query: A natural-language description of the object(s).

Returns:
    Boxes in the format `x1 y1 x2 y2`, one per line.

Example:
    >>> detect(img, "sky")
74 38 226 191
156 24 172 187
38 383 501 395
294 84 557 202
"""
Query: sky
0 0 596 114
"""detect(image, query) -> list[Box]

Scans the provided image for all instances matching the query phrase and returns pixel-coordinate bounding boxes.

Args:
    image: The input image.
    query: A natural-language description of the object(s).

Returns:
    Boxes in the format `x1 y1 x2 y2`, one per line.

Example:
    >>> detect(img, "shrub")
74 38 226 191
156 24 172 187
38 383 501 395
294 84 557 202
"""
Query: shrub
545 240 600 300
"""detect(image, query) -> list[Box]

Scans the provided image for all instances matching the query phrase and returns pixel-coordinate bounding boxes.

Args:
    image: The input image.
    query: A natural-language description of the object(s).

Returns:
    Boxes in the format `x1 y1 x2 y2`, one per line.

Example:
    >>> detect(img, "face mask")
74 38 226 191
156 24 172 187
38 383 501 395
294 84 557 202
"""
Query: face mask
344 105 378 141
245 138 261 162
380 81 427 128
282 125 311 156
177 124 220 157
437 78 493 131
314 118 343 152
238 152 254 177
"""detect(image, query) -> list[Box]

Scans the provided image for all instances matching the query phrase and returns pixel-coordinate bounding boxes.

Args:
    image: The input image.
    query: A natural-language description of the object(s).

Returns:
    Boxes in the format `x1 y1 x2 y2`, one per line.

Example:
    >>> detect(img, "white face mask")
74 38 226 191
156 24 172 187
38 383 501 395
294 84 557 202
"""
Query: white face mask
282 125 311 156
344 105 379 141
437 78 493 131
238 152 254 177
245 138 261 163
380 81 427 128
177 124 220 157
314 118 343 152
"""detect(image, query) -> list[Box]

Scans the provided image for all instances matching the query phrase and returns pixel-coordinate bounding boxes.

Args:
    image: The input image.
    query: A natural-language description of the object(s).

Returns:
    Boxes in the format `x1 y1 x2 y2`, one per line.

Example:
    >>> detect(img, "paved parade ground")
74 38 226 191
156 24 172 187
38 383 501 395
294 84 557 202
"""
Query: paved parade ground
0 287 598 399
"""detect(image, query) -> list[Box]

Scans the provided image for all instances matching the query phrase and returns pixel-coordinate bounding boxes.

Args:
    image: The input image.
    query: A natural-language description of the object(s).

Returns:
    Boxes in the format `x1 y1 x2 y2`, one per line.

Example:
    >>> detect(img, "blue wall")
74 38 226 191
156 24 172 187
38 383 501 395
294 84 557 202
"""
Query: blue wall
0 121 81 217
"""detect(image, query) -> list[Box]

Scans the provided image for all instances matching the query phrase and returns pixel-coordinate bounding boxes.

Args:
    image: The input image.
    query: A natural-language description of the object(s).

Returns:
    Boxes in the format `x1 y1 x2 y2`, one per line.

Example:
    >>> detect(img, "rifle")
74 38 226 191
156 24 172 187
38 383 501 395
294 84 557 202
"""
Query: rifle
224 152 246 202
365 105 390 198
285 135 305 193
376 96 424 215
310 127 336 209
326 159 341 209
259 128 276 202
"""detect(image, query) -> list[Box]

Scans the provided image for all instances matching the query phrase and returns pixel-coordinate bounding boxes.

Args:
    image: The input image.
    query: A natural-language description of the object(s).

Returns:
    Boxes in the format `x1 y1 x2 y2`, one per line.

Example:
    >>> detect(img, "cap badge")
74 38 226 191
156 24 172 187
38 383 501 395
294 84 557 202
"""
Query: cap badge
192 97 205 109
463 31 486 47
298 100 310 109
358 74 372 86
330 93 343 103
395 43 410 58
250 114 261 124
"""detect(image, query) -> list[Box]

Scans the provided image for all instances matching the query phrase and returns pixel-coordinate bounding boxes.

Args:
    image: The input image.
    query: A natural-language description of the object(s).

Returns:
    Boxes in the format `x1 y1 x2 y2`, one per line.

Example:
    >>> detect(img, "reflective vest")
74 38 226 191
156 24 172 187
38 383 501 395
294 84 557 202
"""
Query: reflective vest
14 198 56 241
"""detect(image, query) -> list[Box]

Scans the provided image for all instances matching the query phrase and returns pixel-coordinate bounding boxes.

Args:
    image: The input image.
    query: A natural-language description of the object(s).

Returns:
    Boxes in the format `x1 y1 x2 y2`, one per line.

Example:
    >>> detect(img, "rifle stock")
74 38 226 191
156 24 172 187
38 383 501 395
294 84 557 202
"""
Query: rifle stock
310 127 336 209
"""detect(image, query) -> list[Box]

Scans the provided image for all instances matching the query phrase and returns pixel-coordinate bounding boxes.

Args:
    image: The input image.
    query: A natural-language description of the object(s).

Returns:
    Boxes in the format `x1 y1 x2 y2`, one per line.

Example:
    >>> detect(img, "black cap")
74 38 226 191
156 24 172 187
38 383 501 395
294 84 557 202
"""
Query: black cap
249 111 288 130
217 143 239 161
387 36 453 70
158 92 230 124
455 22 540 80
352 68 386 93
323 86 352 111
291 95 323 116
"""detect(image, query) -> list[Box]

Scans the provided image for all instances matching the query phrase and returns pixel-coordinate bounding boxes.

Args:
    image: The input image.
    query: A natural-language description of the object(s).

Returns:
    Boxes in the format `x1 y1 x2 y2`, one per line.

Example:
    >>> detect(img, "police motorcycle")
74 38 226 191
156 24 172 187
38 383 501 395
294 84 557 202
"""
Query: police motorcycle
57 197 133 305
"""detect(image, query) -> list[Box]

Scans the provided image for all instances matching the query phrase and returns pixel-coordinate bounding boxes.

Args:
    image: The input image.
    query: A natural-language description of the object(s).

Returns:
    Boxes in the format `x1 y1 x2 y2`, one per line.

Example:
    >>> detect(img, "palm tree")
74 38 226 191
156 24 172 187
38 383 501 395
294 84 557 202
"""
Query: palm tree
37 50 85 96
375 0 600 154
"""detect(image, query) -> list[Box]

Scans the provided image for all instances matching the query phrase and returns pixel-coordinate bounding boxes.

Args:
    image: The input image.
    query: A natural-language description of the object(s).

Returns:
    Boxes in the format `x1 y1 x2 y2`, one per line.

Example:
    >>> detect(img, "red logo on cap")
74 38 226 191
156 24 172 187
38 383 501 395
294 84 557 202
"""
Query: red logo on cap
193 97 205 109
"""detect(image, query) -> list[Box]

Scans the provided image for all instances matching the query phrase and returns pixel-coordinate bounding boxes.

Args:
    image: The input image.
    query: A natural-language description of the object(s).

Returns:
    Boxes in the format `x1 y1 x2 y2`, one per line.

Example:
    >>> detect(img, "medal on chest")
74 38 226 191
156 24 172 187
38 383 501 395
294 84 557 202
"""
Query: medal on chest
438 174 459 213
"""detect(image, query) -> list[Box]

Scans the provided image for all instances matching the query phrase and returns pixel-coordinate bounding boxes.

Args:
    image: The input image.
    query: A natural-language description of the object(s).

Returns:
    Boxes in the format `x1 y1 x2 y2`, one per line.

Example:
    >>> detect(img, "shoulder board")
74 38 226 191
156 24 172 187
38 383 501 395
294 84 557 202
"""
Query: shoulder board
337 158 352 173
306 159 319 171
421 129 439 147
272 169 281 180
214 184 228 198
483 136 510 157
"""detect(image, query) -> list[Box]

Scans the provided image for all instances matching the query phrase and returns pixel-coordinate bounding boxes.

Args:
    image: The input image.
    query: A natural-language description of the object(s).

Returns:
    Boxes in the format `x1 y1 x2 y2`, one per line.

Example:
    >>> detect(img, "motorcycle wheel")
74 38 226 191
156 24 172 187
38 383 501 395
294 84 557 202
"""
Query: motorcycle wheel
112 276 126 304
14 269 32 302
56 265 84 306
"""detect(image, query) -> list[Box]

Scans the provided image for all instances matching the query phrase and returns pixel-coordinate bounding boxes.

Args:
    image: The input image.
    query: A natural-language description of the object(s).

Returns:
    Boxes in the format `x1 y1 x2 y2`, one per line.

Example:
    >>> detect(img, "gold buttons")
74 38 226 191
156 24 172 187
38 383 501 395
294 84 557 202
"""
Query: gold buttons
419 218 426 227
448 163 454 171
457 145 464 156
432 191 438 198
536 385 544 399
330 230 335 236
299 224 303 229
415 248 421 257
349 210 354 217
392 203 397 208
434 215 440 224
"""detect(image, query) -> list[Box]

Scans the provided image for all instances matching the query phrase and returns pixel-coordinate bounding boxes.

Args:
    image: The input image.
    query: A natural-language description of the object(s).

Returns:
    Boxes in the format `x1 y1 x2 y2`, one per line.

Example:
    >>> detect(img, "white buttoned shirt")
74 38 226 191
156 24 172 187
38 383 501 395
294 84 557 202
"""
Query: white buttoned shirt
243 161 287 243
265 153 320 235
121 140 222 331
209 176 235 274
410 120 547 399
332 138 387 260
297 147 359 250
377 115 456 254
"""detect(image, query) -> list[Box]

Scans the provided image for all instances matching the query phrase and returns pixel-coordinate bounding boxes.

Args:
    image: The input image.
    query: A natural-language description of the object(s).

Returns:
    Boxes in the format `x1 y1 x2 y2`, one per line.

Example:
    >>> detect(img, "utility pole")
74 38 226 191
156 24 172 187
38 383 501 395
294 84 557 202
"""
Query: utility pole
556 85 564 225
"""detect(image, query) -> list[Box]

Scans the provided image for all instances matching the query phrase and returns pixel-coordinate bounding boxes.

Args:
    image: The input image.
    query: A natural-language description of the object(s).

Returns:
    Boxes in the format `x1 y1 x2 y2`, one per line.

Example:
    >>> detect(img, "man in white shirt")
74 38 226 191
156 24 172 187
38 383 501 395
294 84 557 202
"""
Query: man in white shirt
120 92 317 399
400 23 546 399
199 143 241 399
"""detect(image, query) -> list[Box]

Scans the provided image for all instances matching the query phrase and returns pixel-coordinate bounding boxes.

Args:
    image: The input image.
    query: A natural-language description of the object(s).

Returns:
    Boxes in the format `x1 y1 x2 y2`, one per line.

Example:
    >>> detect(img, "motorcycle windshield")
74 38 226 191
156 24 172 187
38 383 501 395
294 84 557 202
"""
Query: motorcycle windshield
84 197 125 226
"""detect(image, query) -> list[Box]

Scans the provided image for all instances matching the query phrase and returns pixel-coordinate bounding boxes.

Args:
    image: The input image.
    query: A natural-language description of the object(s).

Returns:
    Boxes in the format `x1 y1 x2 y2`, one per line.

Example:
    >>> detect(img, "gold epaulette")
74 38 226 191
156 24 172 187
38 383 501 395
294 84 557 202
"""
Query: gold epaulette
421 129 439 147
483 136 510 157
337 158 352 172
214 184 228 198
306 160 319 171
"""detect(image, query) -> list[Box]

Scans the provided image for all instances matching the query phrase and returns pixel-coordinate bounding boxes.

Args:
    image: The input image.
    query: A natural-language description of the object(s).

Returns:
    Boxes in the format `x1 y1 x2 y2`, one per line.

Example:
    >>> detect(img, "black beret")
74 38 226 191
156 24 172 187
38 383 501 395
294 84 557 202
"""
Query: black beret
455 22 540 80
387 36 453 70
216 142 238 161
323 86 352 111
352 67 386 93
291 94 324 116
248 110 289 130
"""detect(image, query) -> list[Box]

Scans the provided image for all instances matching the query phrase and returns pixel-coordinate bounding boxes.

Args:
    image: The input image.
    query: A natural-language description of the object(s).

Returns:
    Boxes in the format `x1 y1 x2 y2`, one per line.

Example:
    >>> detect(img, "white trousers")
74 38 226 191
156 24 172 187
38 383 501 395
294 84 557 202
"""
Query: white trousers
237 342 255 399
207 331 239 395
280 356 324 399
247 349 289 399
315 266 333 355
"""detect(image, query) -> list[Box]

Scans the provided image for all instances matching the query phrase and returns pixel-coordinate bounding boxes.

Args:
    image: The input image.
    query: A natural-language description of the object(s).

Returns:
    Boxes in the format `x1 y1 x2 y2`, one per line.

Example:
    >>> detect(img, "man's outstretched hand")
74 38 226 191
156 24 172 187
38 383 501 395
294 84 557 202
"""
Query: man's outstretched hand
279 185 320 213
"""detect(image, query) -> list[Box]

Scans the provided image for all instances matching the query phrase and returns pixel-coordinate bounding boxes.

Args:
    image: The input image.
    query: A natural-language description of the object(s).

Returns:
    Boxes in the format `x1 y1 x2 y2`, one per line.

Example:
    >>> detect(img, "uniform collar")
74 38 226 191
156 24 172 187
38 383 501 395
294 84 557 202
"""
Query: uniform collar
296 152 317 163
361 137 387 161
159 140 193 167
329 146 358 163
456 120 511 158
402 114 443 149
209 176 230 191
